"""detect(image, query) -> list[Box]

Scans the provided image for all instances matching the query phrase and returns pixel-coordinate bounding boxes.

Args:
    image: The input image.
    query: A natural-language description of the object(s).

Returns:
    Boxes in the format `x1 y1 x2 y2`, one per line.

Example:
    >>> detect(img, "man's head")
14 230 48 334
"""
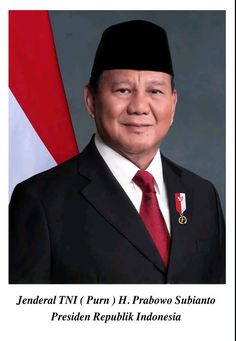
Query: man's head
84 20 177 168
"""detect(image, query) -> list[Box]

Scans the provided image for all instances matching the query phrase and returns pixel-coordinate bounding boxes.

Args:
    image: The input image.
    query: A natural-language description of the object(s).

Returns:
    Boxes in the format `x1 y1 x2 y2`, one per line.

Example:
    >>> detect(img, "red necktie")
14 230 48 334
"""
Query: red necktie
133 170 170 267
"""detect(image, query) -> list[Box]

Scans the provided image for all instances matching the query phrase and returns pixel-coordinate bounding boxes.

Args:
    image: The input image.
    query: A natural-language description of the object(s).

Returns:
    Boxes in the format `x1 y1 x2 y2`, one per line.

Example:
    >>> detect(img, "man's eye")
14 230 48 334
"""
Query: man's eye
148 89 163 94
116 88 130 94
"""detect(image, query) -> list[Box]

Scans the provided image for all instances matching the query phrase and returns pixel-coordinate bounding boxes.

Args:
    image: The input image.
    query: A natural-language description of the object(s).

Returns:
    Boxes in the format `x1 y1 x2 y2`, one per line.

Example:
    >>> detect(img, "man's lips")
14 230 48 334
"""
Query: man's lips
121 123 153 127
121 123 153 133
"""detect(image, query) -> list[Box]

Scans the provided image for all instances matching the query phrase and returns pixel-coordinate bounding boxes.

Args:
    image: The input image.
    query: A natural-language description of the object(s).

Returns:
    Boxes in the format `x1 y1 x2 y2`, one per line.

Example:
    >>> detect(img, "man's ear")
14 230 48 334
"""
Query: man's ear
170 89 177 125
84 85 96 118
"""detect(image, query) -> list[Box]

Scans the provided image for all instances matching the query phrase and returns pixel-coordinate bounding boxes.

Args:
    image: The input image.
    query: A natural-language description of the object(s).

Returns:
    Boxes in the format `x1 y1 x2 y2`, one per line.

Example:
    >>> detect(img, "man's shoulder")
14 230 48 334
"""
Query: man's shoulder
24 154 78 183
10 137 103 203
11 154 82 201
162 154 216 191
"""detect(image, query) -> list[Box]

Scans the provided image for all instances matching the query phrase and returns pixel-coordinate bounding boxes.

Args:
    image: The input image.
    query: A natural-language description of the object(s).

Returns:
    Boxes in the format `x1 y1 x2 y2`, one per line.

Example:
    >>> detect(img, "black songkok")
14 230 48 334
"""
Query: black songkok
91 20 174 79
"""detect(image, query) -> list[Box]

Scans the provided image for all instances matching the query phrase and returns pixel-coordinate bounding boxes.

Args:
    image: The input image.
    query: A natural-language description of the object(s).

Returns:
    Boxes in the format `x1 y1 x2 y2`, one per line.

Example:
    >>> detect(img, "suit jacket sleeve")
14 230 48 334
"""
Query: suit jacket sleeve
9 183 51 284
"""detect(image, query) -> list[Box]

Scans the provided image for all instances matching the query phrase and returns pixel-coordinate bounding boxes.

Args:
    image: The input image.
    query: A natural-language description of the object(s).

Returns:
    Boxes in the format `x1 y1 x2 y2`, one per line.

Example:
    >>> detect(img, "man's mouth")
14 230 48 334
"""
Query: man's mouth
122 123 152 127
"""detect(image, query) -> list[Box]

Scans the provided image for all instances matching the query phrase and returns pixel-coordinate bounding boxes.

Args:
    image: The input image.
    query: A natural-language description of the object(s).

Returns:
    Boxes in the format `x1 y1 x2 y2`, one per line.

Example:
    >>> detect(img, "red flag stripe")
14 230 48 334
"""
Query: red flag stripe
175 193 182 214
9 10 79 164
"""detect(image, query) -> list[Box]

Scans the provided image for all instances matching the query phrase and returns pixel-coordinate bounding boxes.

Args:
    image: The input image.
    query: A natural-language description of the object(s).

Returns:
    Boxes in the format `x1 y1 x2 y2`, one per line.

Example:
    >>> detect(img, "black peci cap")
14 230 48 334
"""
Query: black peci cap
91 20 174 79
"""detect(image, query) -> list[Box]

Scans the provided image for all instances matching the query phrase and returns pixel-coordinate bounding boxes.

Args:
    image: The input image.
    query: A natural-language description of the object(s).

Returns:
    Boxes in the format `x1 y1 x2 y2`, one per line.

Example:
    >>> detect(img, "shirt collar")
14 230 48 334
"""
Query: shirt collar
146 149 165 195
94 133 165 195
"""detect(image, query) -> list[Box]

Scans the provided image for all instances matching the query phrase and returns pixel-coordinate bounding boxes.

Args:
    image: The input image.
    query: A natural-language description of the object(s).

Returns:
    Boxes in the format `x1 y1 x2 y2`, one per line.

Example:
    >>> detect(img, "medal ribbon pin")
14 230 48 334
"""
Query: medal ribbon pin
175 193 187 224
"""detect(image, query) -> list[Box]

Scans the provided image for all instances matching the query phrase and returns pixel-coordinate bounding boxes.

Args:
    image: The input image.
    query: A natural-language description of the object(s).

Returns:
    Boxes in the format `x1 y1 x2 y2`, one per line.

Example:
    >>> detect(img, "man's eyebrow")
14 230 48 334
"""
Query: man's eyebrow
110 80 133 86
110 80 167 85
146 80 166 86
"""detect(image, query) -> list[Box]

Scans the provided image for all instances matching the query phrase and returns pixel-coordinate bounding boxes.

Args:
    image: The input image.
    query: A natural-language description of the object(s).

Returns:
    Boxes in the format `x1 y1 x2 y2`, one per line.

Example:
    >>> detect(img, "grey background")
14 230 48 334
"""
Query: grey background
49 10 225 212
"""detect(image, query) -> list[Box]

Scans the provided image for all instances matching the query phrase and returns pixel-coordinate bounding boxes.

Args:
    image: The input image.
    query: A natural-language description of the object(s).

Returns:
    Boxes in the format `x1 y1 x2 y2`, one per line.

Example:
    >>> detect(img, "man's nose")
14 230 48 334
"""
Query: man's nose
127 91 150 115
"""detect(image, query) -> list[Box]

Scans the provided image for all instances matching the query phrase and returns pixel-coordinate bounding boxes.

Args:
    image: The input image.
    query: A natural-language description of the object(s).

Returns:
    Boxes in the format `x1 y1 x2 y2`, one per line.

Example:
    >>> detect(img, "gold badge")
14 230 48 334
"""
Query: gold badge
178 214 187 225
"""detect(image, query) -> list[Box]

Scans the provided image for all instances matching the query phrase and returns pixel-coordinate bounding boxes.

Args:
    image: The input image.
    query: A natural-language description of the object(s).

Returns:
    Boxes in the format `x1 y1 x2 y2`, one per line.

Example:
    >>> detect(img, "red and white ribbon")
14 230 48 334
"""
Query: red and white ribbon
175 193 186 214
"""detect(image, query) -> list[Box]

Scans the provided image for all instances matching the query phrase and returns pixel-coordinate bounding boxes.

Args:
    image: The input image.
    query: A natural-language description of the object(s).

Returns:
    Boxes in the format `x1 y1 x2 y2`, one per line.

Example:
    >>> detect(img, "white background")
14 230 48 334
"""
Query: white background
0 1 234 340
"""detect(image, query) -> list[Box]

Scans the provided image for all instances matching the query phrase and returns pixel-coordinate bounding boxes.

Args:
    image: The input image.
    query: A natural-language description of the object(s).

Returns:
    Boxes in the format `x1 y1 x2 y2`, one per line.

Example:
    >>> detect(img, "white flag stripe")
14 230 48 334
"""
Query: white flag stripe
9 89 57 198
179 193 186 213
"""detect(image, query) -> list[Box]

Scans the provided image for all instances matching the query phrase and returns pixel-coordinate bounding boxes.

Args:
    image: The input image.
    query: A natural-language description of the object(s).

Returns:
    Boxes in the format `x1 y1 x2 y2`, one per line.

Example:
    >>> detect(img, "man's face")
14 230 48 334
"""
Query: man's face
84 69 177 161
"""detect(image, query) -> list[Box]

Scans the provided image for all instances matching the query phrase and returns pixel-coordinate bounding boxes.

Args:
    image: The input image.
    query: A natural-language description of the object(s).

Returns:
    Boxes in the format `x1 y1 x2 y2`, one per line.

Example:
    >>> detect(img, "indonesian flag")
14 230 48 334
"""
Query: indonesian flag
9 10 79 198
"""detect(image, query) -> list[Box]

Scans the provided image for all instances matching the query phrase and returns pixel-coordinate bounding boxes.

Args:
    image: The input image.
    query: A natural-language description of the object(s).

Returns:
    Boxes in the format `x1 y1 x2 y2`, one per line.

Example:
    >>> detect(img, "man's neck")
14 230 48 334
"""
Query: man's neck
95 133 159 170
118 151 156 170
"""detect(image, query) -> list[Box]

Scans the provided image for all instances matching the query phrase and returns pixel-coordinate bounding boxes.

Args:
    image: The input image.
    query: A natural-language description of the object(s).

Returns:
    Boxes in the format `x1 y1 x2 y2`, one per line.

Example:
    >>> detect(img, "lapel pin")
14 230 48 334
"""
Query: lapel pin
175 193 187 224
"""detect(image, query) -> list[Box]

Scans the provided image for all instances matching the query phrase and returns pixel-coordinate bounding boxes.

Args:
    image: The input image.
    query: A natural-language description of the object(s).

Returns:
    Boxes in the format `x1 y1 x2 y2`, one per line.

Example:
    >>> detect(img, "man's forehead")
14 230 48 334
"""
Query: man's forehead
100 69 171 84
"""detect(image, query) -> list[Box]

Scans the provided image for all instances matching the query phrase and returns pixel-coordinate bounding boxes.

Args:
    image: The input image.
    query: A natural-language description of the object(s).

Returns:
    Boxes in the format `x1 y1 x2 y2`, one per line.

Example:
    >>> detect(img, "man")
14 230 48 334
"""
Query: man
9 20 225 284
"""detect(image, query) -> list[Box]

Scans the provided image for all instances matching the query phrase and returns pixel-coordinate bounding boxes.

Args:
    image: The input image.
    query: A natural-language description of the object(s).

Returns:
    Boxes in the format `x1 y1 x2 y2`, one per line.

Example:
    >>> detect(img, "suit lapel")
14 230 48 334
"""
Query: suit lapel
162 156 195 279
76 139 166 273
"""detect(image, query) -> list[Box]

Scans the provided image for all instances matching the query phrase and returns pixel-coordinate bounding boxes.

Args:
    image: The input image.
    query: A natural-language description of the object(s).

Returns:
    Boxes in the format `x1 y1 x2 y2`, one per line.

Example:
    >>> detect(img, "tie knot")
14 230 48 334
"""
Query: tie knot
133 170 156 194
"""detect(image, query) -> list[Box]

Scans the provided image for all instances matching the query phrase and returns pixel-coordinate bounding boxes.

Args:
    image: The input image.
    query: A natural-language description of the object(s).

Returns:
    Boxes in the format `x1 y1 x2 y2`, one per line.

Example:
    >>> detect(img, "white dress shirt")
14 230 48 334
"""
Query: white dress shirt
94 134 171 234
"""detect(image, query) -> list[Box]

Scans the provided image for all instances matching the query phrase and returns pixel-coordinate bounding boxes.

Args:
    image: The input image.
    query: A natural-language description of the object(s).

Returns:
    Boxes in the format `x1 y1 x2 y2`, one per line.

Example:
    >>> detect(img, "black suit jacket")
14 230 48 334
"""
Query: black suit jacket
9 138 225 284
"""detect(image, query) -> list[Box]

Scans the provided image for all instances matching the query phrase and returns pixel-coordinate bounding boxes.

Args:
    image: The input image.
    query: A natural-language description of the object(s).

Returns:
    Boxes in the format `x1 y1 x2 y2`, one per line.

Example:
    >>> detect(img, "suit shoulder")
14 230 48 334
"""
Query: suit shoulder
10 154 81 200
162 155 216 191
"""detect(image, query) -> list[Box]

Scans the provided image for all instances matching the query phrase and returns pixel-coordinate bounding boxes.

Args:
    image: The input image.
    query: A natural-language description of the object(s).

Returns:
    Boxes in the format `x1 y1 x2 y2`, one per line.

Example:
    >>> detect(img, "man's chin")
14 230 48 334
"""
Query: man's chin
117 143 159 158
